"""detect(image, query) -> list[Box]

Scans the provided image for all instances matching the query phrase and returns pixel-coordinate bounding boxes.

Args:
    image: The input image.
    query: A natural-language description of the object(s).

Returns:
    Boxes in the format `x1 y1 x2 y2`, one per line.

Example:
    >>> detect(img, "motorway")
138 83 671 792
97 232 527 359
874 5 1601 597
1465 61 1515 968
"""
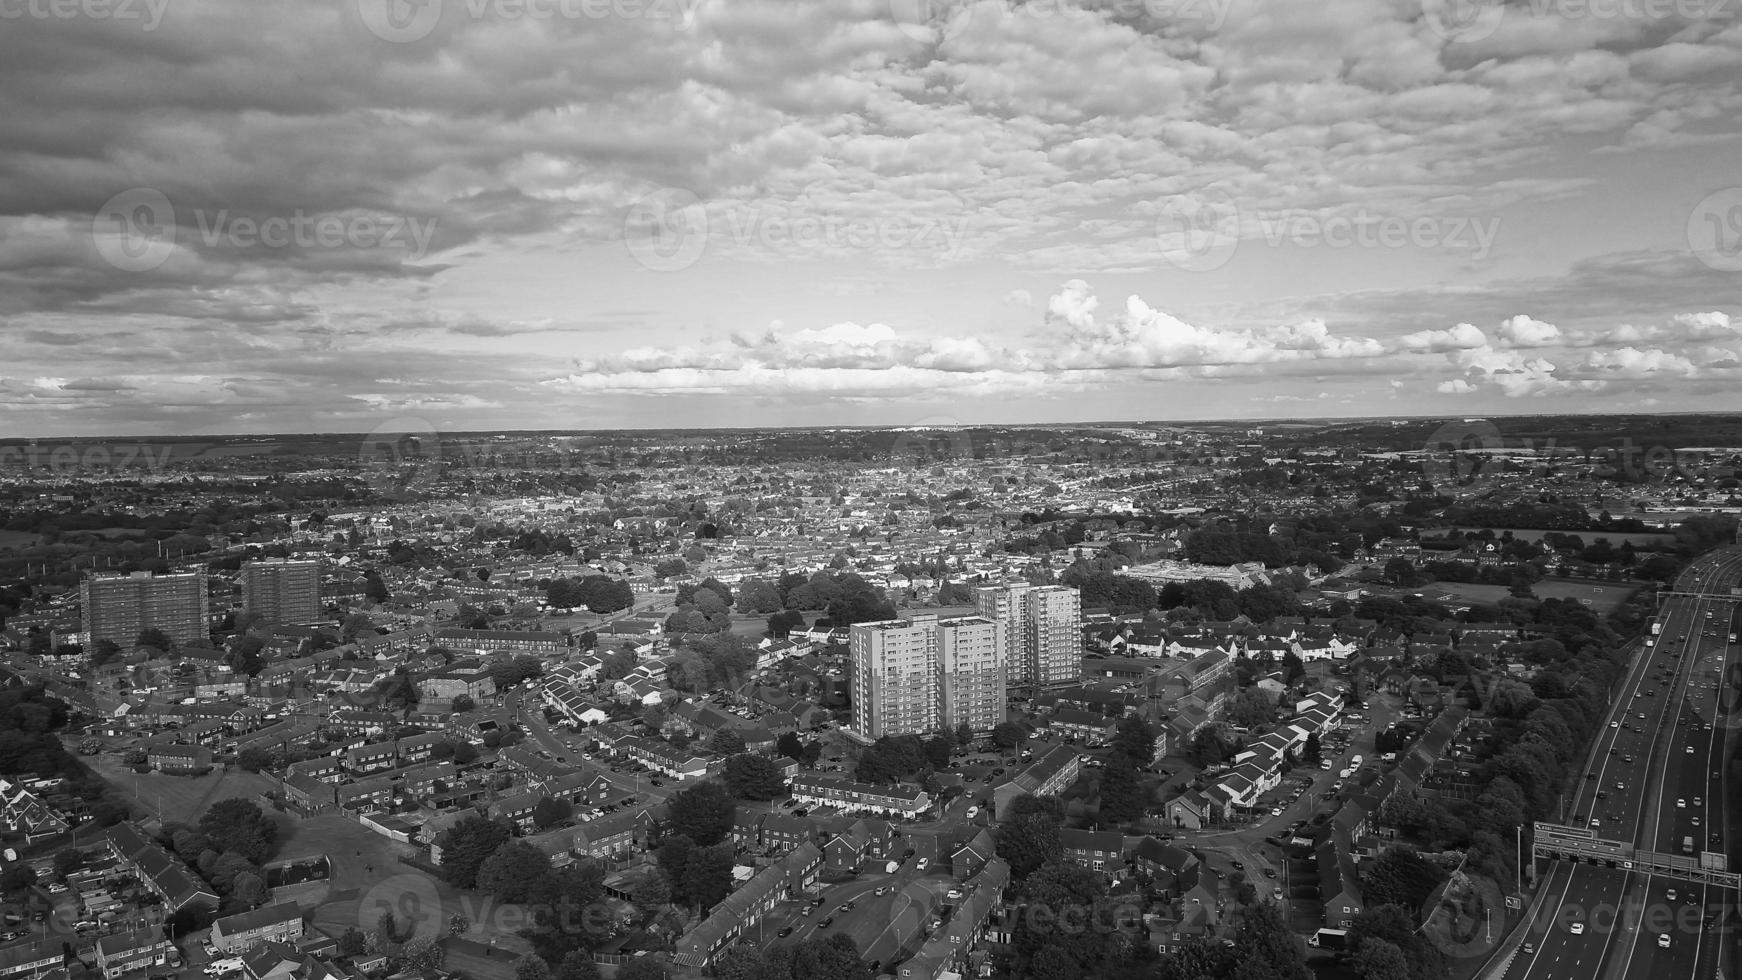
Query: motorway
1506 548 1740 980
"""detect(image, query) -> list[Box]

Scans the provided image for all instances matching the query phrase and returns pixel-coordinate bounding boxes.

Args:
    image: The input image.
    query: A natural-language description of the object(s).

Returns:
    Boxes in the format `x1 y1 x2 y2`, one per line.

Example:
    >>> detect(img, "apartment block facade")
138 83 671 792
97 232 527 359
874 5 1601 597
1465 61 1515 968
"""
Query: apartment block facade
935 615 1005 733
850 615 942 738
240 559 321 624
975 584 1081 688
82 571 209 648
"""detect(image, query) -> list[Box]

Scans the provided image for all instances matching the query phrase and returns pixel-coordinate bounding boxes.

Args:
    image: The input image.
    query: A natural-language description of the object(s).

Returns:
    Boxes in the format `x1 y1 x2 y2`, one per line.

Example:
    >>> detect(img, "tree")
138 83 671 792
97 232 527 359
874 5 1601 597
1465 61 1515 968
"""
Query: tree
777 731 806 761
1350 938 1411 980
1228 687 1278 730
197 798 278 865
533 797 574 830
1231 902 1310 980
0 866 36 893
1303 732 1322 765
1095 755 1144 825
237 747 273 773
708 728 746 756
666 781 736 846
232 871 268 906
478 841 554 903
766 609 806 639
556 951 602 980
923 736 953 769
401 937 445 973
433 815 512 889
1112 714 1156 762
632 873 671 915
995 809 1062 877
52 848 81 880
615 957 666 980
337 927 367 956
953 722 976 747
992 721 1027 750
684 842 736 912
515 956 553 980
449 912 470 936
452 694 476 713
722 754 787 801
136 627 175 653
656 835 694 904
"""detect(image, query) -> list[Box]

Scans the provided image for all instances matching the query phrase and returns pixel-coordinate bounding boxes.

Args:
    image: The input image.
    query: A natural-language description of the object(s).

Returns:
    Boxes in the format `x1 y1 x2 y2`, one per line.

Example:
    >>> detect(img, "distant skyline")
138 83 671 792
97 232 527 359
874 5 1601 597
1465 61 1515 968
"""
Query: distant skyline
3 0 1741 438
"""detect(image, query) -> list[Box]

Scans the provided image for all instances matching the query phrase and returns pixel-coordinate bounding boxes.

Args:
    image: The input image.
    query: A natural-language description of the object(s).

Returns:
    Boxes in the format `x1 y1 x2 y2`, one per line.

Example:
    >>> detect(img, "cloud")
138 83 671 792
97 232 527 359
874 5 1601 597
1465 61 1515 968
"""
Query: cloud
1398 323 1487 352
1436 379 1475 394
1495 315 1562 348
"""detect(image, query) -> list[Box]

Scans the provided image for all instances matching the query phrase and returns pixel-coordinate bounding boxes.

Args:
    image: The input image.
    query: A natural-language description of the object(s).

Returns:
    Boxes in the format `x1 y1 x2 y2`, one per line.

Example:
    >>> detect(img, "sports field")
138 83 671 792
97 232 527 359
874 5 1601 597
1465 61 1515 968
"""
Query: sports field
1422 579 1636 616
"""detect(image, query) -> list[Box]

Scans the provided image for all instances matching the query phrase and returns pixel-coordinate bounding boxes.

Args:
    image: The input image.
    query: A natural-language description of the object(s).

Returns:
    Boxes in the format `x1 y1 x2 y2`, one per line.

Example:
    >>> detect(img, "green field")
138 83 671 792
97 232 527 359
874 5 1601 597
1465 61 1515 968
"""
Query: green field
0 530 40 549
90 756 278 827
1422 579 1636 615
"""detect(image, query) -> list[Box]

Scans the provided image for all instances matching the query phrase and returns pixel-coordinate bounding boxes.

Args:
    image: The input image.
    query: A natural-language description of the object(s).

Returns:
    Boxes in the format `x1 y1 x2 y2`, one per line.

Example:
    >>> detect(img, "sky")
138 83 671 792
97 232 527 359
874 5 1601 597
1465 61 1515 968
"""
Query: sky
2 0 1740 438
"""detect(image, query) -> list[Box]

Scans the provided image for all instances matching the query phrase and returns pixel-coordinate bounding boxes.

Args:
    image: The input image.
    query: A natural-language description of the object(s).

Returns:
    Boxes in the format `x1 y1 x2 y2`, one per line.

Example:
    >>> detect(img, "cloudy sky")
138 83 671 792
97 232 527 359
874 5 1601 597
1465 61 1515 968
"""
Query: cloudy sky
2 0 1740 437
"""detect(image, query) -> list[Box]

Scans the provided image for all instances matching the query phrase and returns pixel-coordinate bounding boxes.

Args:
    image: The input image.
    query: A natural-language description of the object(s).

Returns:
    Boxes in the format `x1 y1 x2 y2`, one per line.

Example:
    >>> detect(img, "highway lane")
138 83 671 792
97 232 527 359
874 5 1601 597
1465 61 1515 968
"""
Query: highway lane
1508 547 1742 980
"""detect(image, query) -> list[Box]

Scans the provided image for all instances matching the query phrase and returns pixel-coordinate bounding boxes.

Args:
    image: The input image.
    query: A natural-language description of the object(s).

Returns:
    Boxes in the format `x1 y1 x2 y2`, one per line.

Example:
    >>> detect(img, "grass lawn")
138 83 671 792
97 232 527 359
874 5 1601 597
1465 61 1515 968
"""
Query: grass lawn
0 529 39 548
1422 579 1637 616
89 755 279 827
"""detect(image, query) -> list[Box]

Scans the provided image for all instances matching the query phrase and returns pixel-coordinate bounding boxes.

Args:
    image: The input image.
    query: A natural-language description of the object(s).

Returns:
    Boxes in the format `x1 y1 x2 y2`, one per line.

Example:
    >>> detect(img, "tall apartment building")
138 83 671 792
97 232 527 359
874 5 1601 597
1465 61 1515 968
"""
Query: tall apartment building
850 615 940 739
975 584 1082 689
81 571 209 649
240 558 321 624
849 614 1006 739
935 615 1005 734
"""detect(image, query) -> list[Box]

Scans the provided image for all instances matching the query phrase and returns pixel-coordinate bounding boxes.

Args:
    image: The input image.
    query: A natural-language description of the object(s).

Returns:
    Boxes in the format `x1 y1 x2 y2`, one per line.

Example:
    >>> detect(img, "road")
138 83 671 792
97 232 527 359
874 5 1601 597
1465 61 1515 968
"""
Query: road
1505 548 1741 980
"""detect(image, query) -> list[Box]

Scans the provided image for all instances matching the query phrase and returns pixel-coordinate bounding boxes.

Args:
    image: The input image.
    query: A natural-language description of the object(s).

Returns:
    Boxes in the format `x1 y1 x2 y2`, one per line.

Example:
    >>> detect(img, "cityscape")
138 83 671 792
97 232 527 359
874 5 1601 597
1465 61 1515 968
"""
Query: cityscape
2 3 1741 980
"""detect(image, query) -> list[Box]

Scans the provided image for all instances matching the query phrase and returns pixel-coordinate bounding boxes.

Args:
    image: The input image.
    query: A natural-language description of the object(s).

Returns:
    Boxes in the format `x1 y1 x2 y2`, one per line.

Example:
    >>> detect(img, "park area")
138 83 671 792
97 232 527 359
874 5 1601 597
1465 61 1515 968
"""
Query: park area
1421 578 1638 616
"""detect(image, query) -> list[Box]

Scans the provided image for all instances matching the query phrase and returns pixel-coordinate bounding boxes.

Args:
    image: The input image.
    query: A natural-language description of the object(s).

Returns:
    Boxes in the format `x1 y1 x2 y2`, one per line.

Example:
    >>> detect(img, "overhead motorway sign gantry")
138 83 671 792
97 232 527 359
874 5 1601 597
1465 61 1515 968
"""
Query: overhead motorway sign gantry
1532 823 1739 889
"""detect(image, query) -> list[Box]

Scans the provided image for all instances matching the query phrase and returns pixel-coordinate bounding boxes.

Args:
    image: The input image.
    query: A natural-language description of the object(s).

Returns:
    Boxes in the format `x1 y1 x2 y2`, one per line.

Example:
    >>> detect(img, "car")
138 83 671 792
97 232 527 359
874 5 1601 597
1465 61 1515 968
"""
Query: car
777 926 793 938
1522 943 1535 954
1231 861 1244 870
1271 807 1283 816
947 888 963 899
819 916 834 928
1569 923 1585 935
1597 791 1607 800
1273 887 1284 900
966 806 979 818
1693 797 1702 806
842 901 856 911
1692 816 1701 826
1667 889 1677 901
1658 934 1671 948
1678 798 1686 808
1589 819 1600 828
1263 868 1277 878
1611 721 1620 728
1686 746 1694 754
1585 772 1596 780
874 886 889 896
917 858 929 870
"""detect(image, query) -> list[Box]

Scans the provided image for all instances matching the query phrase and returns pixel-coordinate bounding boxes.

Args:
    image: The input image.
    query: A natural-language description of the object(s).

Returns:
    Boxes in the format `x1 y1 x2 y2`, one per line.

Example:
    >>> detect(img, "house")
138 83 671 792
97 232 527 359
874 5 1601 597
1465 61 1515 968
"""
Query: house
788 774 931 819
489 791 542 832
104 822 219 912
0 937 65 980
94 927 177 978
671 842 824 968
147 744 214 772
991 744 1081 820
1317 838 1364 929
951 828 996 880
890 859 1010 980
1046 708 1117 745
572 808 648 860
1059 828 1124 871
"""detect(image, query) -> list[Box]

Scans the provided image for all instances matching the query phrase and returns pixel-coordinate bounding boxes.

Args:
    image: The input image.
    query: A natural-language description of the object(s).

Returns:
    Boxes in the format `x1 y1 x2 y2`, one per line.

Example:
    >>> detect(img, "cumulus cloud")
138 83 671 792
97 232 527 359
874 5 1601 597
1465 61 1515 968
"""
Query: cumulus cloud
1495 315 1562 348
1437 379 1475 394
1398 323 1488 352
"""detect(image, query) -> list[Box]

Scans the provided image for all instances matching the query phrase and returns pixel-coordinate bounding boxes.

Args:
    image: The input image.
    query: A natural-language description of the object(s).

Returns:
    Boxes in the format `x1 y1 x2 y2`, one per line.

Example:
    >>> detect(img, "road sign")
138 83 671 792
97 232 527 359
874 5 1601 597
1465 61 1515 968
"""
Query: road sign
1505 896 1521 909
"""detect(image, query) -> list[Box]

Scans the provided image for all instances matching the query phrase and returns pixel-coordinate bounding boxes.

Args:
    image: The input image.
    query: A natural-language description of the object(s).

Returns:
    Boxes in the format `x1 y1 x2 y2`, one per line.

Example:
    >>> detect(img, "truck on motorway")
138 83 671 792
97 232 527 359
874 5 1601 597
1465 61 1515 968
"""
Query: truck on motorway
1683 836 1694 855
1651 620 1661 636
